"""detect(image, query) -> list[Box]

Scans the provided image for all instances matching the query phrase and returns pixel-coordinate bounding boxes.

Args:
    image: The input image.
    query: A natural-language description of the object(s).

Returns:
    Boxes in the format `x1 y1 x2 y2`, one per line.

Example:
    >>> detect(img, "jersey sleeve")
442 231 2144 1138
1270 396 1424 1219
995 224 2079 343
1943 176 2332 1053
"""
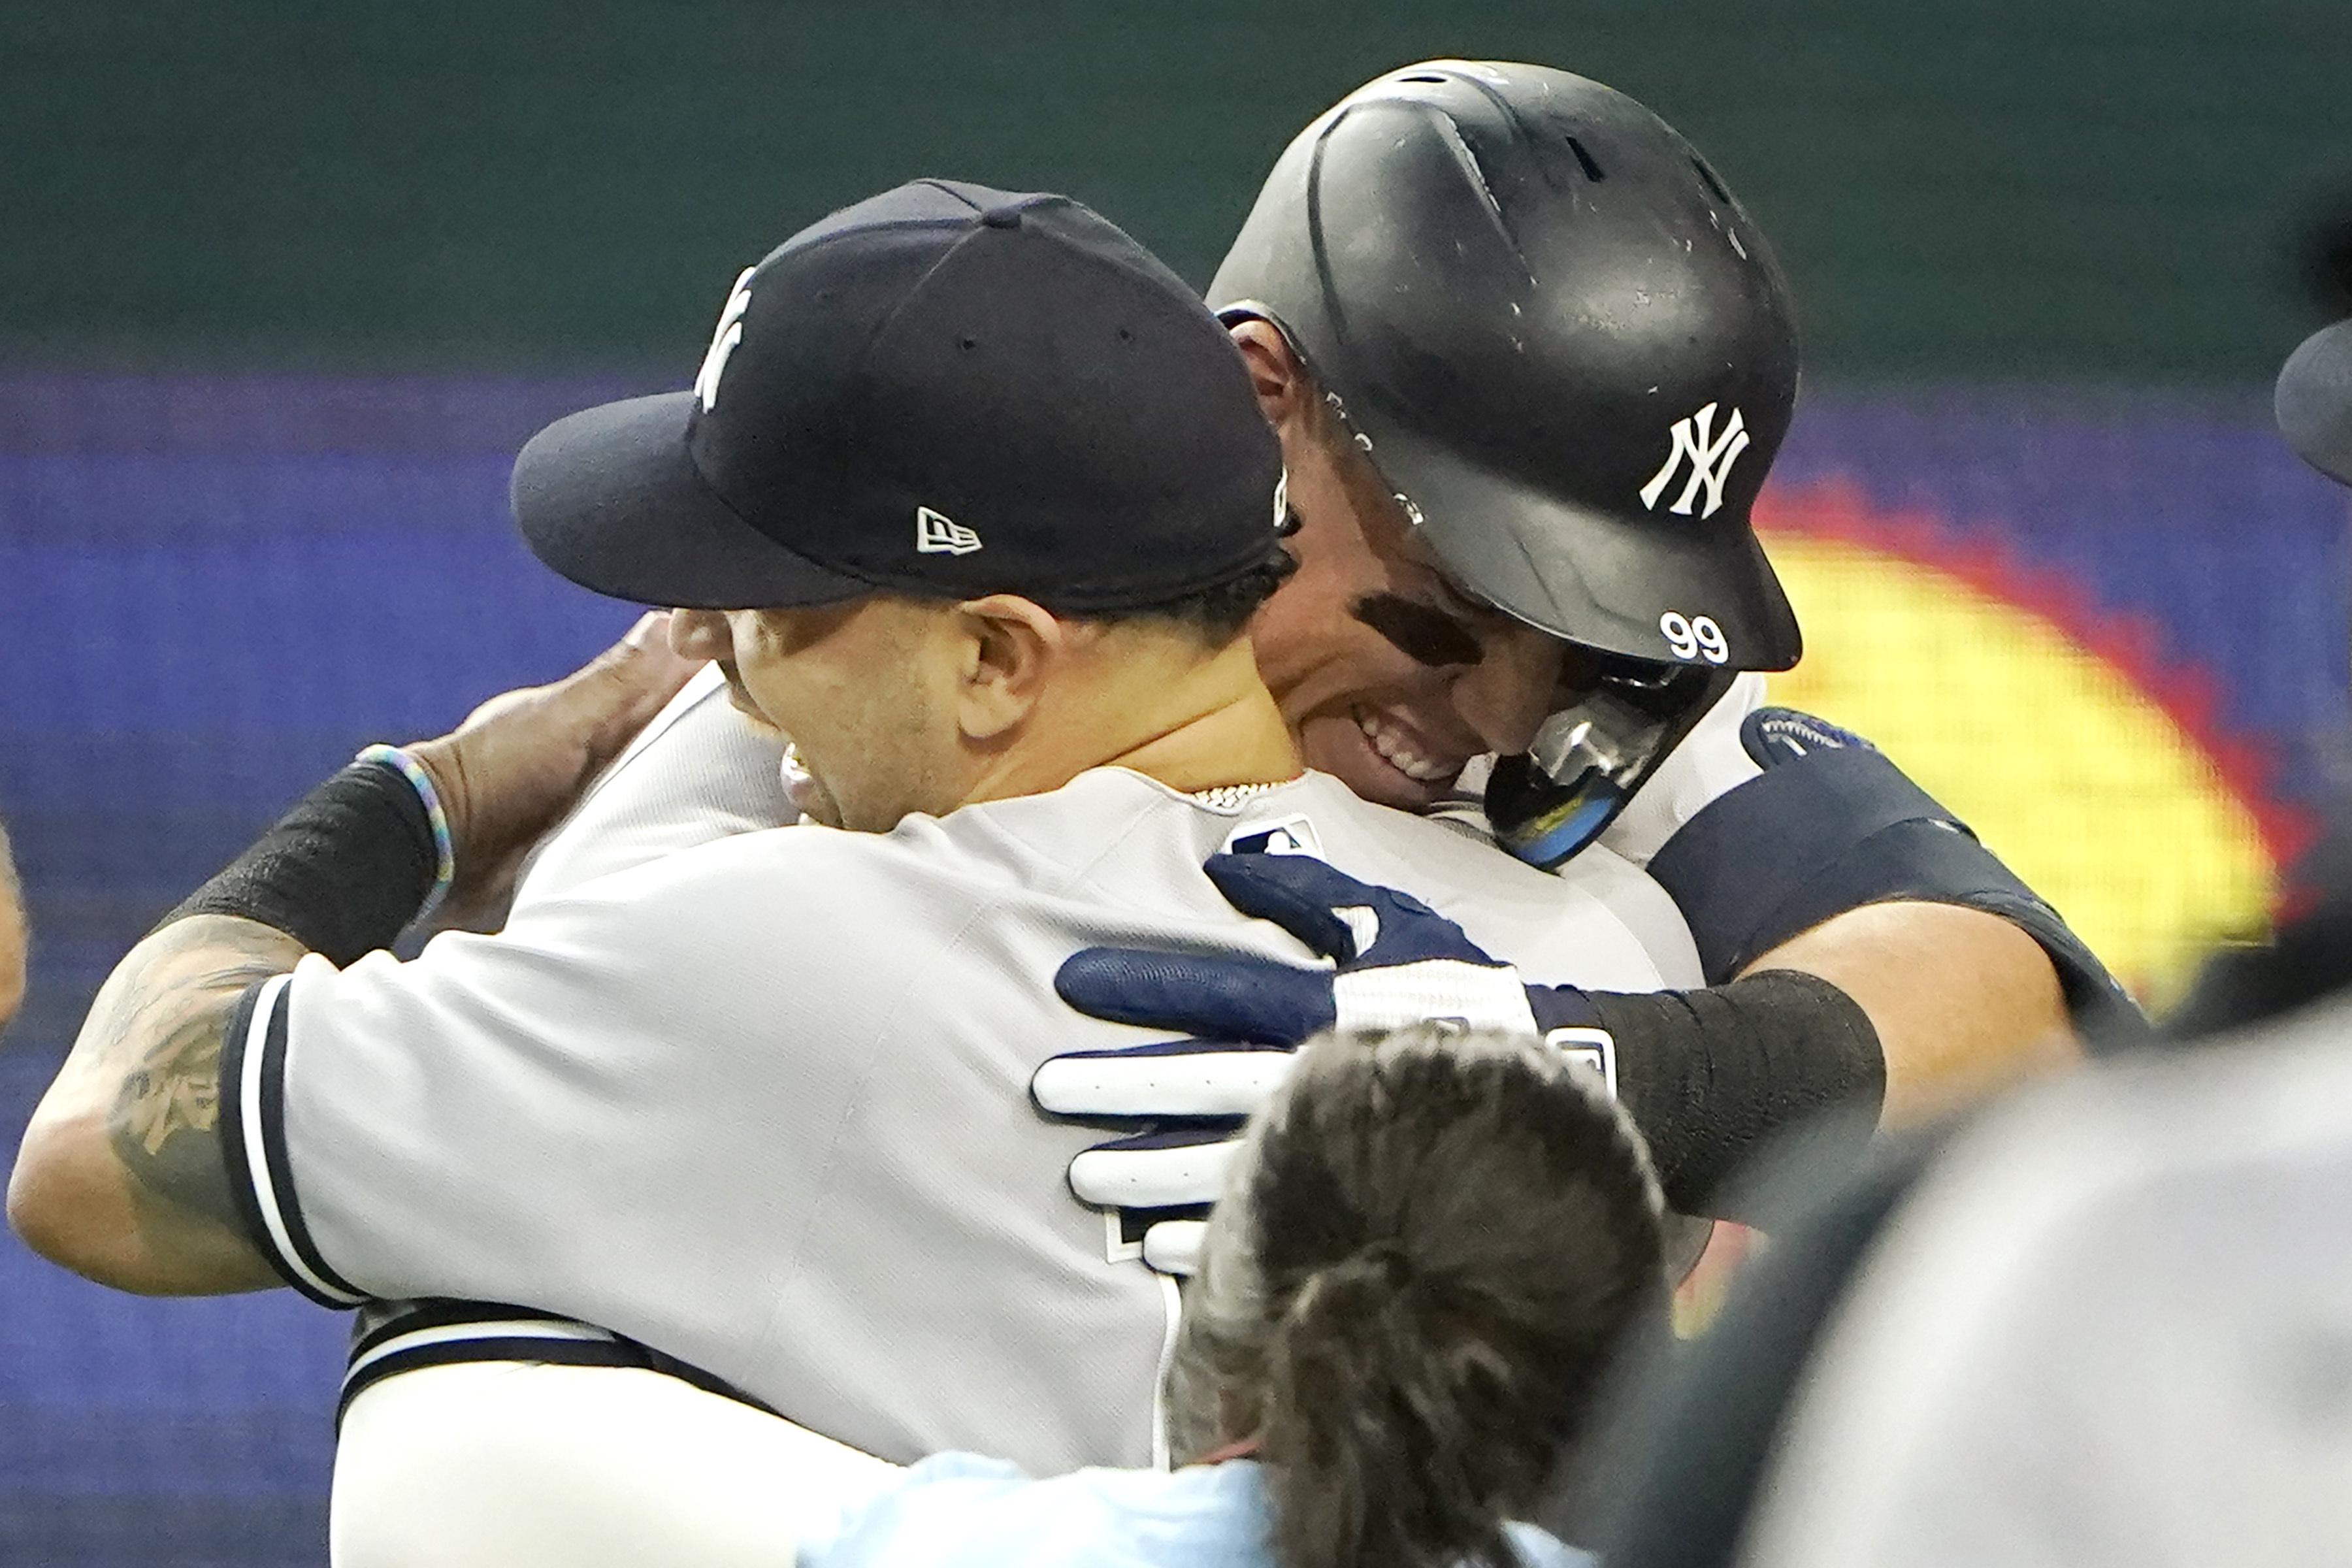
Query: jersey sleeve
212 853 862 1320
1644 710 2148 1043
218 972 365 1304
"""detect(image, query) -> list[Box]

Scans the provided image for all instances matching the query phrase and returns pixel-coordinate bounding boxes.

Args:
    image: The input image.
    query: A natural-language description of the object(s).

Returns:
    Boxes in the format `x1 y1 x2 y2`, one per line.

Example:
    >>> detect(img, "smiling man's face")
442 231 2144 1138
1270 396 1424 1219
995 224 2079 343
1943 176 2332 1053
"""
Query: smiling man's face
1245 406 1588 810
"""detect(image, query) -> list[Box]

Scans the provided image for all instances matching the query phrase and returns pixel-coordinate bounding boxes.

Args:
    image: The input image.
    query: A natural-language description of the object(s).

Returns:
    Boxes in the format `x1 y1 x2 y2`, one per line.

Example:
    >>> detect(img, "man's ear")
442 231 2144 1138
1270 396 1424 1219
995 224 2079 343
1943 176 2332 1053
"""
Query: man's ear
952 595 1064 742
1228 318 1314 432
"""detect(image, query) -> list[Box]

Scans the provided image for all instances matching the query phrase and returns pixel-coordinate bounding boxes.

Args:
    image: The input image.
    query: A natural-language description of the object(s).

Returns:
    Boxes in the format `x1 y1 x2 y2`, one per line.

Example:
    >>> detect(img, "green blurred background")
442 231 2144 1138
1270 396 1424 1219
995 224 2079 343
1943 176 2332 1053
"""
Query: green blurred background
5 0 2350 382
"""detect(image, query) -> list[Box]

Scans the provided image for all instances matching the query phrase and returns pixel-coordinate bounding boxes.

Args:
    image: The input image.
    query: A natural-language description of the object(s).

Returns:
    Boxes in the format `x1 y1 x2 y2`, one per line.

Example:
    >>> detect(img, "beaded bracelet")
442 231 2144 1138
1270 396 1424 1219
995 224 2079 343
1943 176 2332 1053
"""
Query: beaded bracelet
354 744 457 919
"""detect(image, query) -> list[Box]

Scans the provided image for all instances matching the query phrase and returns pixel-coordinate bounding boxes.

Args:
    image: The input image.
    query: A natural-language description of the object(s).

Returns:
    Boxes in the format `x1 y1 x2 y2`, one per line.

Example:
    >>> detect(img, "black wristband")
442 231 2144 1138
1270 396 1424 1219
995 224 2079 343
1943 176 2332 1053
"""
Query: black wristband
157 759 440 966
1586 970 1884 1221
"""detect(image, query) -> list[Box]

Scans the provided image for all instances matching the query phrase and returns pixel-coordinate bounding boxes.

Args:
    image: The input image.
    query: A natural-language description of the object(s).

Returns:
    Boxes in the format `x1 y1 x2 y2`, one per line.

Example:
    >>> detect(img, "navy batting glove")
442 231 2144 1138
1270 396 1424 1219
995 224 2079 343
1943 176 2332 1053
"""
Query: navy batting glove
1198 851 1499 968
1038 853 1614 1274
1052 945 1339 1046
1055 852 1542 1041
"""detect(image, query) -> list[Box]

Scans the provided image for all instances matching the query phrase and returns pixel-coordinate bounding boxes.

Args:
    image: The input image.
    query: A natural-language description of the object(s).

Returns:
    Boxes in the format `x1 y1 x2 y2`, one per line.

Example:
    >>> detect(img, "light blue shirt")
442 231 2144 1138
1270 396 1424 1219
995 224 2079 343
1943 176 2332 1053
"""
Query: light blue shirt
799 1452 1594 1568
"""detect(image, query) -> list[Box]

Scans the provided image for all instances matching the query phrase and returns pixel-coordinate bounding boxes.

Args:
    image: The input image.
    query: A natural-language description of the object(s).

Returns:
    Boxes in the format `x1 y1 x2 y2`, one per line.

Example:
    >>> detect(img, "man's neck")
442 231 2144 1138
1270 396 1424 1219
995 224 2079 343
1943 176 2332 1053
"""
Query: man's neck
965 637 1302 807
1107 679 1301 796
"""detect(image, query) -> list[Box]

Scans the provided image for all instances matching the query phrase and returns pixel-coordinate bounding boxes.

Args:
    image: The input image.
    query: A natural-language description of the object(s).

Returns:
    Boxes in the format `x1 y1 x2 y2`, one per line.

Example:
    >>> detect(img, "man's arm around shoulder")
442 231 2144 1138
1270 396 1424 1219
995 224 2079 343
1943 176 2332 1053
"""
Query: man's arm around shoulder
1640 711 2132 1125
1743 901 2080 1128
9 617 694 1294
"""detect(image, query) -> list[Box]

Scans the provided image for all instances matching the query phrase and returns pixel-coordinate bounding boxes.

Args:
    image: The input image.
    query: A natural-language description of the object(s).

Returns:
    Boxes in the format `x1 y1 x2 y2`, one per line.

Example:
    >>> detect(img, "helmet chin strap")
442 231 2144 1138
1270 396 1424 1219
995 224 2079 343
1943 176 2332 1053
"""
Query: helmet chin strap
1486 663 1737 870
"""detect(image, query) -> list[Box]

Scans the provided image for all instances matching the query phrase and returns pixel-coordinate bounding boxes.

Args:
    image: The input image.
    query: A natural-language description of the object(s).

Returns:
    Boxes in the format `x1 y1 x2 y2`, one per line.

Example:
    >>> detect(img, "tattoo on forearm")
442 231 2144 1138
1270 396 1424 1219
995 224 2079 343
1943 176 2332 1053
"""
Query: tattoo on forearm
80 917 306 1233
114 1008 232 1222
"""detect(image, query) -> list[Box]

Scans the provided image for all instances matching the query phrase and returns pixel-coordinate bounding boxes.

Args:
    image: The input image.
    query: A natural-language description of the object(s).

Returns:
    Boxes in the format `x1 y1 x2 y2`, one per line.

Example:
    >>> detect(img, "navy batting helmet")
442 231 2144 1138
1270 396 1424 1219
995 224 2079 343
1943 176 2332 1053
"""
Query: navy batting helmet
1209 59 1803 675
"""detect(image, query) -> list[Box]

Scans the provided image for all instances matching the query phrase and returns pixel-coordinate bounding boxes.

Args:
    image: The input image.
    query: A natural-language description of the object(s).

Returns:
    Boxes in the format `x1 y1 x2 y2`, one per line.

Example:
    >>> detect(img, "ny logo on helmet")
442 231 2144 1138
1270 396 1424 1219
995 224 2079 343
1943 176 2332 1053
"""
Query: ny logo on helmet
694 267 756 413
1639 402 1750 519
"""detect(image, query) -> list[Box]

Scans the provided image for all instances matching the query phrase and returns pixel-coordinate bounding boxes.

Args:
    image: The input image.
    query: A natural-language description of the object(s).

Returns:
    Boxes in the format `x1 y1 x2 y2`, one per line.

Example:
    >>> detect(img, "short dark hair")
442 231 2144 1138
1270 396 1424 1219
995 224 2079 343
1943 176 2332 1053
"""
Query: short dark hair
1166 1024 1667 1568
1080 541 1299 644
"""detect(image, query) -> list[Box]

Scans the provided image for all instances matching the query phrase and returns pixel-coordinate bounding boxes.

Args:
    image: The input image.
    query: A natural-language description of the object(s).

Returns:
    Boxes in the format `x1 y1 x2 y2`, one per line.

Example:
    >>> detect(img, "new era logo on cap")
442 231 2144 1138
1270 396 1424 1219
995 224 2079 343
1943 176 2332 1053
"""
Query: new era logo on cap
915 506 983 555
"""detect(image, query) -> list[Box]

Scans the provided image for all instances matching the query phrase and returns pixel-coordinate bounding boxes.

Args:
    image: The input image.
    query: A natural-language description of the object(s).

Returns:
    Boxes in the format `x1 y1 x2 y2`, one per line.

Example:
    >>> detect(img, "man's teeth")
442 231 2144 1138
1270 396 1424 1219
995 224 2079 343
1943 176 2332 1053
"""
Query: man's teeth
1356 711 1453 782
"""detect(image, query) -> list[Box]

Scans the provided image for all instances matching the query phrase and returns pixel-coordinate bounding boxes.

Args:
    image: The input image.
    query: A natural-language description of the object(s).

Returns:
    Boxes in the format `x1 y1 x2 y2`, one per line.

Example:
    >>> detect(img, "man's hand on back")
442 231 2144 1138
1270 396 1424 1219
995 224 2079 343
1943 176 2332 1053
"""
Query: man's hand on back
407 612 699 930
1038 851 1610 1273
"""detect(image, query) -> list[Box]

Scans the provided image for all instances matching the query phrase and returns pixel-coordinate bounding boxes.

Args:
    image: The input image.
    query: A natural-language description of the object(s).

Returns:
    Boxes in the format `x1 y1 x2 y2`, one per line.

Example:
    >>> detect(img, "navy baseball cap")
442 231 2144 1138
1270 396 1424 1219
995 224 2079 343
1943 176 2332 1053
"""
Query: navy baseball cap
514 180 1288 612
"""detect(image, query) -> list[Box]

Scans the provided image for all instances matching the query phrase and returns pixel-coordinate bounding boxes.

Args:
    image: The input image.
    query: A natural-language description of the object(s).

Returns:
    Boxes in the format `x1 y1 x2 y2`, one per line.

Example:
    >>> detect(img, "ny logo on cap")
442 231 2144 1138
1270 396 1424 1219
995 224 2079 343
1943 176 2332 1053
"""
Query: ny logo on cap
1639 401 1750 519
694 267 756 413
915 506 983 555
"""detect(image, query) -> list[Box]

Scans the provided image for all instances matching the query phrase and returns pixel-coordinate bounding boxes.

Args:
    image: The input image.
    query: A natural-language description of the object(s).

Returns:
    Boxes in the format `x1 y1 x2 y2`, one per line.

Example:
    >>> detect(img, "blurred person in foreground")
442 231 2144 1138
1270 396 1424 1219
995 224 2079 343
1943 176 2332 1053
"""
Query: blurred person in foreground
1561 315 2352 1568
796 1021 1665 1568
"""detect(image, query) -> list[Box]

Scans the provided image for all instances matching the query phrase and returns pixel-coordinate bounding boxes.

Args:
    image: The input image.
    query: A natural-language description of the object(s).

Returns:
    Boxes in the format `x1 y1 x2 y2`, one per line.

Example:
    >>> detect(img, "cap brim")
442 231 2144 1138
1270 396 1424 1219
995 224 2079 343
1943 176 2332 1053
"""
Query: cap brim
1362 417 1802 672
512 391 873 610
2278 319 2352 489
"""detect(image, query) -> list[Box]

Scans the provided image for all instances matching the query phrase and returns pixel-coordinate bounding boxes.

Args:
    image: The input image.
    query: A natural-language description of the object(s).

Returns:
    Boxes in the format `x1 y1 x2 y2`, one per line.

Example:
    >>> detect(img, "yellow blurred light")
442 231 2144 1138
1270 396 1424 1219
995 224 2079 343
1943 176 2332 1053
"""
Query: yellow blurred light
1761 532 2275 1009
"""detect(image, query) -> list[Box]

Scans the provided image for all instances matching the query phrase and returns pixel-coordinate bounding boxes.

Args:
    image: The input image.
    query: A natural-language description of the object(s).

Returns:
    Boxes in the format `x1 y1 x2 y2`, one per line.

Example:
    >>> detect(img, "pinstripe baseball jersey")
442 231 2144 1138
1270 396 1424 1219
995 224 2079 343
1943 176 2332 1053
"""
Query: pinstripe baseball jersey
221 766 1698 1475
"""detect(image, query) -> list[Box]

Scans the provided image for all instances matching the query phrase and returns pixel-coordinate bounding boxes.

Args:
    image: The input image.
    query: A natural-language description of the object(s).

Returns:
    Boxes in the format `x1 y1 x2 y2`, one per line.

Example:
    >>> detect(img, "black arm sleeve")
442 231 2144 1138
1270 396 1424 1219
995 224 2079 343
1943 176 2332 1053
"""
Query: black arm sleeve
1582 970 1885 1221
157 759 438 966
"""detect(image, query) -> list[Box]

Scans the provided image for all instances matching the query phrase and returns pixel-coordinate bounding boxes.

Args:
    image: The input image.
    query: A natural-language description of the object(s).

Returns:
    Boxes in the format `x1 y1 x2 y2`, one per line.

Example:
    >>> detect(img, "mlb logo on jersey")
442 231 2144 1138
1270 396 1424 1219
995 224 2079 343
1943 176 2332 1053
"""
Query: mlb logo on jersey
1226 814 1322 858
915 506 983 555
